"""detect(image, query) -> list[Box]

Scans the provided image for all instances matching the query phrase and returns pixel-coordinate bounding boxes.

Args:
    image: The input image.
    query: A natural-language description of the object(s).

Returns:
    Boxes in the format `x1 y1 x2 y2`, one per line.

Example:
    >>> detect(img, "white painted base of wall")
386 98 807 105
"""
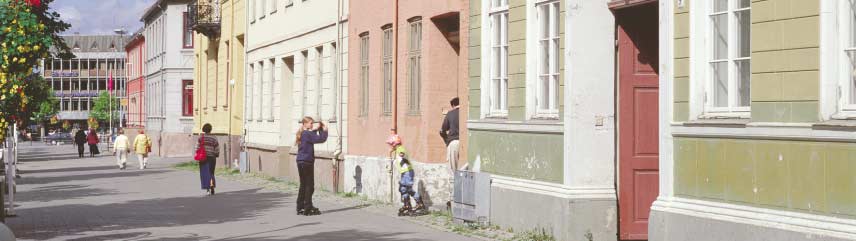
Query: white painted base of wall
343 155 452 209
651 197 856 241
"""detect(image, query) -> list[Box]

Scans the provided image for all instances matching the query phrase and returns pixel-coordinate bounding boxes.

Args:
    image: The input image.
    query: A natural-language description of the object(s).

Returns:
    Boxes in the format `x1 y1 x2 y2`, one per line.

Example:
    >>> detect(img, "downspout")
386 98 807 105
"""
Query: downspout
390 0 399 203
333 0 343 193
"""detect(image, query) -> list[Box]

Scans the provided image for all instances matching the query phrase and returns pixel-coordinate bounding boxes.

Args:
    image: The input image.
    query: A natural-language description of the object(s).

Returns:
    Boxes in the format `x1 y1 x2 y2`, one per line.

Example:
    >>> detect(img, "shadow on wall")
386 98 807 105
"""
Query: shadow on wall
8 189 290 240
418 180 433 208
208 230 435 241
353 165 363 194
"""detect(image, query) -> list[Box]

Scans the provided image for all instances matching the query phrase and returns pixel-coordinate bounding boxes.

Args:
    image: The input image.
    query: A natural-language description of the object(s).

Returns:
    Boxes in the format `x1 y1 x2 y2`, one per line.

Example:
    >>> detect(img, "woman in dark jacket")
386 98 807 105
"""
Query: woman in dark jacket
74 130 87 158
294 116 328 216
86 128 100 157
199 123 220 195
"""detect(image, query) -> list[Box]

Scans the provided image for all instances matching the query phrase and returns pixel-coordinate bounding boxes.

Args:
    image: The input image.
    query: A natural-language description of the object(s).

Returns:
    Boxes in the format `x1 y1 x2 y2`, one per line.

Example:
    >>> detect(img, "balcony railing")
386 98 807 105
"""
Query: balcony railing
188 0 220 37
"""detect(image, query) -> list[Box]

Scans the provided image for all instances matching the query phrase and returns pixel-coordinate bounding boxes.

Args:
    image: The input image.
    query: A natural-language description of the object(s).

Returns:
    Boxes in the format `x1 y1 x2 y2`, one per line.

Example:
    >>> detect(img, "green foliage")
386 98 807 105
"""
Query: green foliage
0 0 72 140
90 91 119 122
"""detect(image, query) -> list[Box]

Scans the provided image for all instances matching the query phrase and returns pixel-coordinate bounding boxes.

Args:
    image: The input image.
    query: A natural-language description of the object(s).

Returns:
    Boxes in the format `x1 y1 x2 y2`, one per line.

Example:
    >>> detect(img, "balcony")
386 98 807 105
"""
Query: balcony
188 0 220 37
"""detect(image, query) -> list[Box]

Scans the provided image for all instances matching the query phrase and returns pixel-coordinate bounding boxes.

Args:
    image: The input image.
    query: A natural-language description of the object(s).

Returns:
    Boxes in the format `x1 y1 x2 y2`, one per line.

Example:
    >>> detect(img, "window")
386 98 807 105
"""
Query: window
183 12 194 48
286 0 293 7
257 61 264 121
270 0 278 13
408 18 423 114
382 26 394 115
840 0 856 112
250 0 256 22
316 46 324 118
360 33 370 116
487 0 508 117
260 0 267 18
301 50 309 117
262 60 270 120
247 64 254 121
705 0 750 114
535 0 560 117
182 80 193 116
269 58 276 121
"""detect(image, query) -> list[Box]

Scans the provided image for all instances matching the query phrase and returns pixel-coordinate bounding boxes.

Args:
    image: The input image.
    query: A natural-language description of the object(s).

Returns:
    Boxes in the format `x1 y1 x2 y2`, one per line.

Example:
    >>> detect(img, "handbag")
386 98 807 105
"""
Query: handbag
194 134 207 162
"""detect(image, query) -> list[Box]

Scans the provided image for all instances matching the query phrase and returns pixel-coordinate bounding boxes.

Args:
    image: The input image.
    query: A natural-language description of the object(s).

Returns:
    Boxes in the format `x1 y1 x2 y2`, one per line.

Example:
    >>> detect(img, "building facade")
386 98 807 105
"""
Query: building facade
141 0 196 157
244 0 349 189
652 0 856 240
345 0 466 207
125 29 146 129
44 35 127 128
189 0 246 166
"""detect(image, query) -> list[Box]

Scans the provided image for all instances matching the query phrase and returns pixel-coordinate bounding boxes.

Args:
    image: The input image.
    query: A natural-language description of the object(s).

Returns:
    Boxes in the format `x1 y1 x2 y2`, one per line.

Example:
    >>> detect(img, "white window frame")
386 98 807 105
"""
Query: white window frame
359 33 370 117
527 0 560 119
260 0 267 19
270 0 278 14
481 0 509 118
269 58 276 121
250 0 256 23
821 0 856 120
247 63 254 121
256 61 264 121
690 0 751 119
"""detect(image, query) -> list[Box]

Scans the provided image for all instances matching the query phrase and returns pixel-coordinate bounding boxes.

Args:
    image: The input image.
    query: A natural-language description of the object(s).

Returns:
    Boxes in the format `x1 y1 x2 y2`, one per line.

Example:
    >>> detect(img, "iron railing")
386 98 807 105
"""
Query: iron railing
188 0 220 37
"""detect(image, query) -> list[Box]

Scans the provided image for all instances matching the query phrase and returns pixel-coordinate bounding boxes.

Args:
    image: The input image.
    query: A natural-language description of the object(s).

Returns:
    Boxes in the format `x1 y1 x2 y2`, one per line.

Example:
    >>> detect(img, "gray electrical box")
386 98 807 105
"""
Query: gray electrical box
452 171 490 225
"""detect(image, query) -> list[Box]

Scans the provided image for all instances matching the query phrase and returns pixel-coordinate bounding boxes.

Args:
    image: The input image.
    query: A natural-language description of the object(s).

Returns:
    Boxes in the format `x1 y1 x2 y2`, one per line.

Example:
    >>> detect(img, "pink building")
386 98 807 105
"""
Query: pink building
125 30 145 128
346 0 468 206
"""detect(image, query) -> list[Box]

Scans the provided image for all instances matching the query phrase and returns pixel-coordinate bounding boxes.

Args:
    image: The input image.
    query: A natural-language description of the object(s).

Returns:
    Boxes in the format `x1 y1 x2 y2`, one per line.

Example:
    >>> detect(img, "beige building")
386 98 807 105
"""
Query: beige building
188 0 246 165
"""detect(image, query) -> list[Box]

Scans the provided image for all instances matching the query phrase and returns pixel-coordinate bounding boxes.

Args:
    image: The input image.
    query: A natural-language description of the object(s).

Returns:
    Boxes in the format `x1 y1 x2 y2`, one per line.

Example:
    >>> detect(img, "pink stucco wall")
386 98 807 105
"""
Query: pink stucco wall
348 0 465 165
126 35 145 128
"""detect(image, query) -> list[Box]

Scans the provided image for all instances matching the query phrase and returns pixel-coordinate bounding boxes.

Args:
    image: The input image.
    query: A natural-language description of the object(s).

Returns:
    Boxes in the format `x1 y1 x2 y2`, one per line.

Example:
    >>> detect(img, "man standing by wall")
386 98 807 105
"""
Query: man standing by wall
440 97 460 172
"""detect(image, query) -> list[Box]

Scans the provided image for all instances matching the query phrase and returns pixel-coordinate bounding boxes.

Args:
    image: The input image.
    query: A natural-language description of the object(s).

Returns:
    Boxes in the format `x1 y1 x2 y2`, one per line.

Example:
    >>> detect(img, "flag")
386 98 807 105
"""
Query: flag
108 72 114 93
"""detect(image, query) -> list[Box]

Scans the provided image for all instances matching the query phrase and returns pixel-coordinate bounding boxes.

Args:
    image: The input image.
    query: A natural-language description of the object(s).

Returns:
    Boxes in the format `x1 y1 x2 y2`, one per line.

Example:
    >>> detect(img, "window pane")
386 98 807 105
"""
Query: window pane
736 60 750 107
712 62 729 107
492 47 501 78
540 40 549 74
712 14 728 60
539 5 549 39
738 0 750 9
501 13 508 44
540 76 550 110
849 51 856 105
713 0 728 12
551 39 559 73
736 10 750 58
850 0 856 48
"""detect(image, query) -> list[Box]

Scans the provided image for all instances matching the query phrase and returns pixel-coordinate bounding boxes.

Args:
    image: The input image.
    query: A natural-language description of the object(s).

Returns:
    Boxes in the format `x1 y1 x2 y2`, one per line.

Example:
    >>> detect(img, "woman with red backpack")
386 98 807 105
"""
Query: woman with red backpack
197 123 220 196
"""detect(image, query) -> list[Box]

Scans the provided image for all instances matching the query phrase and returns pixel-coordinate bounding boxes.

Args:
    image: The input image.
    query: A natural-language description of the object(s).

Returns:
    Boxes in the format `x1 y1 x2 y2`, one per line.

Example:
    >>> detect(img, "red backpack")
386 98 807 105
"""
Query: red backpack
194 134 207 162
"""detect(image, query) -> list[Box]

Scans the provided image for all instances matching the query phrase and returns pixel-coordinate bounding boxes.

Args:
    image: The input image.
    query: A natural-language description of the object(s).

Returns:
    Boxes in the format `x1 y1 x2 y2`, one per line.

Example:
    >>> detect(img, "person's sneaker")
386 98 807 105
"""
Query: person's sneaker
297 209 306 215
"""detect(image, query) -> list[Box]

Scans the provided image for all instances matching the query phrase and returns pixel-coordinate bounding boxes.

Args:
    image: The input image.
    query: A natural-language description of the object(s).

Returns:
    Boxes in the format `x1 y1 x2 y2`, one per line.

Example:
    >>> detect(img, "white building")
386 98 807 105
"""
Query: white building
141 0 196 157
244 0 348 186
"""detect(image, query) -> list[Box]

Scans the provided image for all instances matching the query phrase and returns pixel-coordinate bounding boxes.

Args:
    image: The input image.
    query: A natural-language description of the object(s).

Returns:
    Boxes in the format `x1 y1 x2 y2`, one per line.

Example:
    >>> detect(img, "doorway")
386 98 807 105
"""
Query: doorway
615 2 659 240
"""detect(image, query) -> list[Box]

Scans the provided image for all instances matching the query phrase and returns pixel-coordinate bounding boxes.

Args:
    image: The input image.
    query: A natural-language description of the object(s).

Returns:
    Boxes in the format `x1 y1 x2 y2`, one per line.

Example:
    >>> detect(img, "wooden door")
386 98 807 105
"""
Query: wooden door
617 3 659 240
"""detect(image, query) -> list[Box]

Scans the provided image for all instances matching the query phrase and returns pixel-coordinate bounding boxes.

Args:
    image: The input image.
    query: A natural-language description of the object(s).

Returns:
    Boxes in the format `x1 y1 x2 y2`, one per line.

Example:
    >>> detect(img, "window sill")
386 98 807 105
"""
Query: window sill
812 120 856 131
271 10 277 14
683 118 750 128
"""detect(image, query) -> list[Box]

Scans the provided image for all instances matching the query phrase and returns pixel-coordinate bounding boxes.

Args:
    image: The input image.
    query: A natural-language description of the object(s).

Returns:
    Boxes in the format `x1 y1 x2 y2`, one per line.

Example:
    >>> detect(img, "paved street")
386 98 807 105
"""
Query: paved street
5 143 478 241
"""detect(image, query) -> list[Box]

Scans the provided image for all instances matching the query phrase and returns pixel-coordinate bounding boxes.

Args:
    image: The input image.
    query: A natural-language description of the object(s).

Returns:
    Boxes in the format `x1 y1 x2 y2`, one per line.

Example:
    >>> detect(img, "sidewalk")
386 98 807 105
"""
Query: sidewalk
6 143 481 241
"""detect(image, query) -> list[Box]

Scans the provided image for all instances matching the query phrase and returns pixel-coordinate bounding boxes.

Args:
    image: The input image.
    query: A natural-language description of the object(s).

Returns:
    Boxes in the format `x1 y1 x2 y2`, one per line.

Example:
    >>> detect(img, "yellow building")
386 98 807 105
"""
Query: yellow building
188 0 245 165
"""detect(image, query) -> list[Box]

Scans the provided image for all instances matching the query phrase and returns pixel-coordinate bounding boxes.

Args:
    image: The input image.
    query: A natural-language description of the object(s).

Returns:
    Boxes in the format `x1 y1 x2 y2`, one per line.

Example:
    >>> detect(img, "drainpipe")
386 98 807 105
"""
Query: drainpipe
332 0 343 193
390 0 399 203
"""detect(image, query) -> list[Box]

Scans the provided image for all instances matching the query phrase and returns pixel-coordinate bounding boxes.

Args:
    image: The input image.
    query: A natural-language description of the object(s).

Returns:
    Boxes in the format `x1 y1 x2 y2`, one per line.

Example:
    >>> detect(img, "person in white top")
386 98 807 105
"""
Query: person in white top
112 129 131 170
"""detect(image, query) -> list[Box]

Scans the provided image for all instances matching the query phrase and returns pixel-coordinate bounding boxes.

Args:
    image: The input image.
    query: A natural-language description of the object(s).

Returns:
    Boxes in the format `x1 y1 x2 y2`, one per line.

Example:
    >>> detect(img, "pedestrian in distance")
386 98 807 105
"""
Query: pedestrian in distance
74 129 86 158
133 129 152 169
295 117 328 216
113 129 130 170
199 123 220 196
87 128 100 157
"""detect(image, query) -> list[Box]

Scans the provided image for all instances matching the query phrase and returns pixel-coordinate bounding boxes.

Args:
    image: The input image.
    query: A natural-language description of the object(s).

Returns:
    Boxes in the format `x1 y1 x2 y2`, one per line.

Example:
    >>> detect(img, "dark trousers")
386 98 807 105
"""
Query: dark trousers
200 157 217 190
88 144 99 156
77 144 85 157
296 162 315 210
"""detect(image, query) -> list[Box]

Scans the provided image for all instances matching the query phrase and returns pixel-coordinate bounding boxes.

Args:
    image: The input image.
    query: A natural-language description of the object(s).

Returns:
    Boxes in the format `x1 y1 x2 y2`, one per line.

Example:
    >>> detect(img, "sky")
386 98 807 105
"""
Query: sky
52 0 157 35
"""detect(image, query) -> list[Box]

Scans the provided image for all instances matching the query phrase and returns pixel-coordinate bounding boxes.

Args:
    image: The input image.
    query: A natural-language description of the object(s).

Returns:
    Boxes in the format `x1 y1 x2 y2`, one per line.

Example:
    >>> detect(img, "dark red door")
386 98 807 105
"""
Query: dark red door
617 3 659 240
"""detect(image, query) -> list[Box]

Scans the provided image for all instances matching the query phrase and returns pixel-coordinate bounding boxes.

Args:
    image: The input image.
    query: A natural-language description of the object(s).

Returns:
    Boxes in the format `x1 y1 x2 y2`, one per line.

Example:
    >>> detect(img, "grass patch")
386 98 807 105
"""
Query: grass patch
174 161 199 170
504 228 555 241
338 192 358 198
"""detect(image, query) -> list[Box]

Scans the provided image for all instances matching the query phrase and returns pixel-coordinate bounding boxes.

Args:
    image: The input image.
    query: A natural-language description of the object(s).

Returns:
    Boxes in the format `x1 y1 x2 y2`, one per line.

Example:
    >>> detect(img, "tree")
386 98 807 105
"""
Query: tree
0 0 72 140
90 91 118 124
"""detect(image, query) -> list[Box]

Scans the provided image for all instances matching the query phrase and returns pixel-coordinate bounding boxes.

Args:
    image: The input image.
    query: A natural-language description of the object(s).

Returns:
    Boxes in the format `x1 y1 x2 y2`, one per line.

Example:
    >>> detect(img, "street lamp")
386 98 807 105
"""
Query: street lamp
112 28 127 137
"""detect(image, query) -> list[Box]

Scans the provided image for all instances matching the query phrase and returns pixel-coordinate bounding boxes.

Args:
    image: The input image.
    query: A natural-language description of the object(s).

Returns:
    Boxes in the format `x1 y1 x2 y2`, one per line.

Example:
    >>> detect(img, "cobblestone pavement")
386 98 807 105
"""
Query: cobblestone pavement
6 143 479 241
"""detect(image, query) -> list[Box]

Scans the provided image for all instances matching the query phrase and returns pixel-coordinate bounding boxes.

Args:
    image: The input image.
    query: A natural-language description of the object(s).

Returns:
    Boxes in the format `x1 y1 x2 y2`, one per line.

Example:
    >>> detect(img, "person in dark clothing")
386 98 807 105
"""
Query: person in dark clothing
294 116 328 216
440 97 460 170
74 130 87 158
86 128 100 157
199 123 220 196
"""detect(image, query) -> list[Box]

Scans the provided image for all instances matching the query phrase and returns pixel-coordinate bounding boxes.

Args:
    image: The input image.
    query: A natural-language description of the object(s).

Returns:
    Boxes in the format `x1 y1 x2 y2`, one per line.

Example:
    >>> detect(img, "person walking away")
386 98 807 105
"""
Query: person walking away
199 123 220 195
74 129 86 158
439 97 461 207
396 148 428 216
113 129 130 170
295 117 328 216
87 128 100 157
133 130 152 169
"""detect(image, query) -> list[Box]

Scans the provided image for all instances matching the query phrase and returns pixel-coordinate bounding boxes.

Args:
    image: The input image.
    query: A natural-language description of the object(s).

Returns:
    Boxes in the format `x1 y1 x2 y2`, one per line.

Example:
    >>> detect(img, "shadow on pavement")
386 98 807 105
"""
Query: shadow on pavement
22 165 120 174
9 188 290 240
322 204 372 215
205 222 321 241
18 169 169 185
214 230 433 241
17 153 86 162
15 184 119 203
66 231 152 241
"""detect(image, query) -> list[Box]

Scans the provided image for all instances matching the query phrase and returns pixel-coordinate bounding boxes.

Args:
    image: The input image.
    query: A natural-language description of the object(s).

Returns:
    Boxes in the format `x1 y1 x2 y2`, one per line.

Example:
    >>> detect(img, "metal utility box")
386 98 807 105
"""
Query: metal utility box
452 171 490 225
